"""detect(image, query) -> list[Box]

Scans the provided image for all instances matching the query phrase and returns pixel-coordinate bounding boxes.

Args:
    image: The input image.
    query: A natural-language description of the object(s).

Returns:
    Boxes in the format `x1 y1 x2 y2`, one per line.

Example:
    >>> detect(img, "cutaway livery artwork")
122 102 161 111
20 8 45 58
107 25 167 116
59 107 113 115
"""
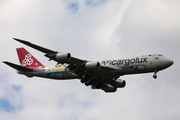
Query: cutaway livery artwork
3 38 174 92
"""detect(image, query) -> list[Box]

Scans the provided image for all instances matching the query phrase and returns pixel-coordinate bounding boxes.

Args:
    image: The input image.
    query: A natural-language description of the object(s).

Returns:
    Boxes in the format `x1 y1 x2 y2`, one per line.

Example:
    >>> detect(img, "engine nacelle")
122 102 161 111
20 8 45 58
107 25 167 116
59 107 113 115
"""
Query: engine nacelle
102 84 117 92
111 79 126 88
56 52 71 63
85 62 100 70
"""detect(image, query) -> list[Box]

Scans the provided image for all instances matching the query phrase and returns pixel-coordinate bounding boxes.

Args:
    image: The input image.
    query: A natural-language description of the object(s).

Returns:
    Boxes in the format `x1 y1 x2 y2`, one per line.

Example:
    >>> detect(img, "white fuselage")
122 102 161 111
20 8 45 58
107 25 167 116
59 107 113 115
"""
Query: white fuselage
18 54 173 80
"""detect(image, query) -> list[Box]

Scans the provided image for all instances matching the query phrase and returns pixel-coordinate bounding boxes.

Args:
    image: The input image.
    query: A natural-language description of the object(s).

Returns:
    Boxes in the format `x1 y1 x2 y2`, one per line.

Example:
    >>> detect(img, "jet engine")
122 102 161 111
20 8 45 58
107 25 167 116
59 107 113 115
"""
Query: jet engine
55 52 71 63
102 84 117 92
85 62 100 70
110 79 126 88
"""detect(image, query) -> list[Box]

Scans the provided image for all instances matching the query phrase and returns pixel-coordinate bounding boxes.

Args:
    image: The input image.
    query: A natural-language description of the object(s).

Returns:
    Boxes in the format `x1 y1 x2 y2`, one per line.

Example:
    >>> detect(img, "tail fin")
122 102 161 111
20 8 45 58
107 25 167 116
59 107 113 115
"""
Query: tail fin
16 48 44 68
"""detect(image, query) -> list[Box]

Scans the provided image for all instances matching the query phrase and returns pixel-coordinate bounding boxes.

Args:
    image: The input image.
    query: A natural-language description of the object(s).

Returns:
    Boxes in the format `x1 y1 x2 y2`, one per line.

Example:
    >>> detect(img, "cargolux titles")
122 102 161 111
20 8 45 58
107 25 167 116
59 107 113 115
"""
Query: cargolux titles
112 57 148 66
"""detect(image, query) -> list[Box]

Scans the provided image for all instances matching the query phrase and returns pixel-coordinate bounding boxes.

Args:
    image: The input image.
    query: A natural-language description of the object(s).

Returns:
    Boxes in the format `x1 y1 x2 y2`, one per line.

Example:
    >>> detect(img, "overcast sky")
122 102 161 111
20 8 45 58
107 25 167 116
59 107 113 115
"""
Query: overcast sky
0 0 180 120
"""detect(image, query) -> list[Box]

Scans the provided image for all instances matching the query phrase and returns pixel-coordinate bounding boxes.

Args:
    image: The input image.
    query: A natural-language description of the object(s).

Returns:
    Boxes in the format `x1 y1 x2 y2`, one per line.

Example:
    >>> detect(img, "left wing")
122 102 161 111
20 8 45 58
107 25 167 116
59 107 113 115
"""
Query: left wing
13 38 85 64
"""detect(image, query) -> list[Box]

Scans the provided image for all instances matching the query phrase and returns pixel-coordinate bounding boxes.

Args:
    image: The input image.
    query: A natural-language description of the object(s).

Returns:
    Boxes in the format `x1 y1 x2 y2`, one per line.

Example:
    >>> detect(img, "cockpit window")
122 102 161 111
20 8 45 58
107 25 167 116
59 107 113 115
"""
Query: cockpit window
158 54 163 56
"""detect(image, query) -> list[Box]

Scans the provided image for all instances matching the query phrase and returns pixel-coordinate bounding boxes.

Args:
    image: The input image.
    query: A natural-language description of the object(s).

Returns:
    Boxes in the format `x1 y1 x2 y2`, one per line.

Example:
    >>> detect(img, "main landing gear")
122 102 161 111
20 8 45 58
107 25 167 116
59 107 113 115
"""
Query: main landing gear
80 75 91 86
153 70 158 79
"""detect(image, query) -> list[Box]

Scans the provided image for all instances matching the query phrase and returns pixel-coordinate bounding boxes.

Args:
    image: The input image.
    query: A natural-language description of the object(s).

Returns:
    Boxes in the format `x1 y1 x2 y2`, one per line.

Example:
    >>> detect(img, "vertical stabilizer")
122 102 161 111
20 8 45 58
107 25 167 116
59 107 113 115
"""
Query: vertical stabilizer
16 47 44 68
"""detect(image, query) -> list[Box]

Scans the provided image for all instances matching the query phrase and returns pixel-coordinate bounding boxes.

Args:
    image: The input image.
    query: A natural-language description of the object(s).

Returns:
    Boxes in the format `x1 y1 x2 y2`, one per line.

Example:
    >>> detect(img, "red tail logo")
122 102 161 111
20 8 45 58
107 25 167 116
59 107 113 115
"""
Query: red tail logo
16 48 44 68
22 54 33 66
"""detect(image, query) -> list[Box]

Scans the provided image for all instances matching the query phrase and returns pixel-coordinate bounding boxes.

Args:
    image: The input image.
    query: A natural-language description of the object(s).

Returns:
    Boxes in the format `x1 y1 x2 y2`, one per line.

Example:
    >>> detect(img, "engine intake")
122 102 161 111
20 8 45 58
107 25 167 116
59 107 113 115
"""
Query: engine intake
56 52 71 63
85 62 100 70
111 79 126 88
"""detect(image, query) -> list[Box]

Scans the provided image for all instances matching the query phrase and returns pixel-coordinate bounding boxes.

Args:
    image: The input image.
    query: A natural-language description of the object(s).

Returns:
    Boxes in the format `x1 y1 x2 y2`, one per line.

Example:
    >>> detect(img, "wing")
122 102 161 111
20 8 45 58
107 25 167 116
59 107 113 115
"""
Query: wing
14 38 123 92
13 38 85 64
13 38 88 75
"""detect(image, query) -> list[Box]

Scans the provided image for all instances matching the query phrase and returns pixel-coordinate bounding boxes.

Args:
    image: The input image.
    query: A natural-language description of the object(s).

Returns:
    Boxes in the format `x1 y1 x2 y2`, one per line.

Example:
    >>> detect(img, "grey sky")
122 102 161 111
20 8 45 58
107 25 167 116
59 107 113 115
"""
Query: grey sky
0 0 180 120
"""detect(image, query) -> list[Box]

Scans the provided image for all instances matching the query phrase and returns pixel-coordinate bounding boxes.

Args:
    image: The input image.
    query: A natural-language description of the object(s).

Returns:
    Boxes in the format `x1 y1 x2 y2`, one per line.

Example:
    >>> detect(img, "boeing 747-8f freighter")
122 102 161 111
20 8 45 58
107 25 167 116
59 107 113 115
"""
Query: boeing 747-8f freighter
3 38 174 92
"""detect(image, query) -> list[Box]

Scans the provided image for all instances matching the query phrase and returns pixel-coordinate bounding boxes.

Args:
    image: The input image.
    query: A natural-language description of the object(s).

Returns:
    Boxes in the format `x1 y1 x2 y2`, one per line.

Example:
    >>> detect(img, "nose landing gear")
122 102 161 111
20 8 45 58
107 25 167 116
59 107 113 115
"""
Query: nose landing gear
153 70 158 79
153 75 157 79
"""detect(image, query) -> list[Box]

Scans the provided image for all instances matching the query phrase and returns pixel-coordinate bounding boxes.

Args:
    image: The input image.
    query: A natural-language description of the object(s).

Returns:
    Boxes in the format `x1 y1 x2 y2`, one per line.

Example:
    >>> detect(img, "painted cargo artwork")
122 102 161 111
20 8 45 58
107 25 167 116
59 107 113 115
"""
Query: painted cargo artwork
45 64 73 78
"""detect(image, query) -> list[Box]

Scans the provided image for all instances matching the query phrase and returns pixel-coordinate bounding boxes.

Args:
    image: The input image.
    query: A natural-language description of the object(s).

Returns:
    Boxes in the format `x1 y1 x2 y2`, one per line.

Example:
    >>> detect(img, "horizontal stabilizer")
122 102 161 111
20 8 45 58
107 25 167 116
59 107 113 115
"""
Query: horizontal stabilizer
3 61 33 71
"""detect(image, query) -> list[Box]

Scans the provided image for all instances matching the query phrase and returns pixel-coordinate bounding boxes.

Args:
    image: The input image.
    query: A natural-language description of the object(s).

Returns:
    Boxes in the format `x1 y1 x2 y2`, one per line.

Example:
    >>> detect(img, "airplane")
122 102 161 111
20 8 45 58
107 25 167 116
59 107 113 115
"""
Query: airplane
3 38 174 92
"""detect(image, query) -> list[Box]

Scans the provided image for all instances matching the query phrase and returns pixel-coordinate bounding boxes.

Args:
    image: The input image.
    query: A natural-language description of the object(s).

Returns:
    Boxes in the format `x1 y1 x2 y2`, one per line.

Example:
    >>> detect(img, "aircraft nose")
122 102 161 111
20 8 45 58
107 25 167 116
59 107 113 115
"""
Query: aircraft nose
164 58 174 67
168 60 174 66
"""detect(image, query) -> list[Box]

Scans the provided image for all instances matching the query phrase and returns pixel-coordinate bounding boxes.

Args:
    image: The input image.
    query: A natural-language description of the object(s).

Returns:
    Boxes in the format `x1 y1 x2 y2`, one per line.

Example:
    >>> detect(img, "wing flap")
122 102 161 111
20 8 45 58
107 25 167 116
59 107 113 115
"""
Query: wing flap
69 57 86 65
100 65 122 71
3 61 33 71
68 63 86 76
